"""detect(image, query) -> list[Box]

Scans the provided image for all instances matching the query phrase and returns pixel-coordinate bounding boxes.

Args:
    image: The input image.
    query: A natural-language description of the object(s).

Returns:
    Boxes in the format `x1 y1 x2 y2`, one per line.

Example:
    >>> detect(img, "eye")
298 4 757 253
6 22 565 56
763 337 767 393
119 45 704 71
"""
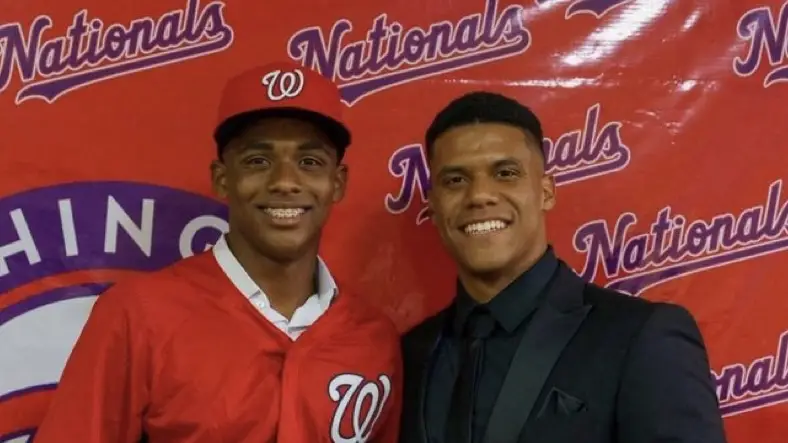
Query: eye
497 168 520 179
442 175 466 187
243 156 270 167
300 157 324 168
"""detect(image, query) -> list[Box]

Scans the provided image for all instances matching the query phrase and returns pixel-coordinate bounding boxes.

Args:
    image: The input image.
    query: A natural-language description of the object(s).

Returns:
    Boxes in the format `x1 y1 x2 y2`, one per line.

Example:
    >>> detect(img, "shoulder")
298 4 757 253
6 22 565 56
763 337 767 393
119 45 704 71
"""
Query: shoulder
582 283 704 348
338 288 401 342
77 254 212 343
583 283 656 324
583 283 653 310
97 251 217 311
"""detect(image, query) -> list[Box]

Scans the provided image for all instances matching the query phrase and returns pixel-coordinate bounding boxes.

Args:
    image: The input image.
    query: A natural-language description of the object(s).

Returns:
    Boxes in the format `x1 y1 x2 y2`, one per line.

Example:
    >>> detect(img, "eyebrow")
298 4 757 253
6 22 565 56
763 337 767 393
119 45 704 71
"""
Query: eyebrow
491 157 523 168
240 139 331 154
436 165 467 178
436 157 523 176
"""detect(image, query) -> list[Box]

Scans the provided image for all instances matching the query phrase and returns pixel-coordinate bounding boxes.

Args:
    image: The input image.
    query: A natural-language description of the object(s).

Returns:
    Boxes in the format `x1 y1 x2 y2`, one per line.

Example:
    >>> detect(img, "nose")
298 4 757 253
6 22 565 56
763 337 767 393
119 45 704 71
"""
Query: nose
465 176 499 209
267 161 303 195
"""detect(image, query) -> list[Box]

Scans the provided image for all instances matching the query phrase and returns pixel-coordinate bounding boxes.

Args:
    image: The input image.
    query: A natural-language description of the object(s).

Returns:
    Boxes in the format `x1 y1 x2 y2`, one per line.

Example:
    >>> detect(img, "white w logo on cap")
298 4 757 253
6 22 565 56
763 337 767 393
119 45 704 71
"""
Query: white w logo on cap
261 68 305 101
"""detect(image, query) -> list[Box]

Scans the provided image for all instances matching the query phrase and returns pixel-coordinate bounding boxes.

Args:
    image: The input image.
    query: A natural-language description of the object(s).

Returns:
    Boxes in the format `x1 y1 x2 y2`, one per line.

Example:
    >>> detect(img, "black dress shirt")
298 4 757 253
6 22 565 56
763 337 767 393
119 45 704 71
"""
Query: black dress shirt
424 247 559 443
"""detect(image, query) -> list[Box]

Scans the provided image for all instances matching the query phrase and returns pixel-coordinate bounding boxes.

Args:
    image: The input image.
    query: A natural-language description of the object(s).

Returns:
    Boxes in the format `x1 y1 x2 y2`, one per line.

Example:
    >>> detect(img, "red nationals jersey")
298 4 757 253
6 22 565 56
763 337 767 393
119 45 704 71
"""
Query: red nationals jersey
34 252 402 443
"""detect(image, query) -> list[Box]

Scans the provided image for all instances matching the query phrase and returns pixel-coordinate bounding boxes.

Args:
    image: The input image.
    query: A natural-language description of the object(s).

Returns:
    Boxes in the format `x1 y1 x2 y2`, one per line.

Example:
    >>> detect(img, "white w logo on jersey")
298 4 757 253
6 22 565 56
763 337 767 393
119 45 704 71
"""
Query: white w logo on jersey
328 373 392 443
261 68 305 101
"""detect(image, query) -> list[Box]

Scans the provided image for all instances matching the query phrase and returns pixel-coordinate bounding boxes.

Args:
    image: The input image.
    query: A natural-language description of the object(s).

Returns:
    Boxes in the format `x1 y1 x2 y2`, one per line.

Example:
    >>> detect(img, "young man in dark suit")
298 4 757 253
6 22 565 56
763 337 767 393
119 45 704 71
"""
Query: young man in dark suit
400 92 727 443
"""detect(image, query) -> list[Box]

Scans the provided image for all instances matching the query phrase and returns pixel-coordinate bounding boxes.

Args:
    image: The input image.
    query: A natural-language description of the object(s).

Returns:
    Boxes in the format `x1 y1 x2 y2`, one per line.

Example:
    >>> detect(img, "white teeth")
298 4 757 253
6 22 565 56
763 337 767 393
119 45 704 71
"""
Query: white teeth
264 208 305 219
464 220 508 235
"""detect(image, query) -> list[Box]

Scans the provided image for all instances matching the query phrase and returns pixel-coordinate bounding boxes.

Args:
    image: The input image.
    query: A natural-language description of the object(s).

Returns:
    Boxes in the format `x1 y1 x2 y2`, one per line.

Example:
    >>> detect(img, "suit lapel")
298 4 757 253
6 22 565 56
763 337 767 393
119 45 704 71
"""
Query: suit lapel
483 263 592 443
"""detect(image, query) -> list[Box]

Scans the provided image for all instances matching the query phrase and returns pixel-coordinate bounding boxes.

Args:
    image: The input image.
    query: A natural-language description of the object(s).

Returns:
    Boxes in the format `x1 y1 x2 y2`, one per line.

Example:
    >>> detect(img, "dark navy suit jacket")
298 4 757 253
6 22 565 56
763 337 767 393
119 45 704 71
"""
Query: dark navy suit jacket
399 262 727 443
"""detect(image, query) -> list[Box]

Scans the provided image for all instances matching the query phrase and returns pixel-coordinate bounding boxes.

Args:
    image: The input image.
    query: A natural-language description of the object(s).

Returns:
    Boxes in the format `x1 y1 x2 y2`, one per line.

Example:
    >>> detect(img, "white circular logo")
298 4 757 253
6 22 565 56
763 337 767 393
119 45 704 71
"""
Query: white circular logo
328 373 392 443
261 69 305 101
0 182 227 442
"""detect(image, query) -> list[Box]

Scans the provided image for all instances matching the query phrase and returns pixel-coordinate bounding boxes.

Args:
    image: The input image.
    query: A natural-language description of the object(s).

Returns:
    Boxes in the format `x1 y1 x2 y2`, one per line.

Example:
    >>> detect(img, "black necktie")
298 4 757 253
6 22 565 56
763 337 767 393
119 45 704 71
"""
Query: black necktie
445 309 496 443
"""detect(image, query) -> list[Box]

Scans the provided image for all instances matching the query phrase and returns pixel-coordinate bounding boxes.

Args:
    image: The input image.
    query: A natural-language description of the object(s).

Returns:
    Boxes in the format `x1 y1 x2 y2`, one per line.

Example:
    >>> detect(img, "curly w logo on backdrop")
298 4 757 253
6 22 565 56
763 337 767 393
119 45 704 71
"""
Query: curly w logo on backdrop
0 0 787 442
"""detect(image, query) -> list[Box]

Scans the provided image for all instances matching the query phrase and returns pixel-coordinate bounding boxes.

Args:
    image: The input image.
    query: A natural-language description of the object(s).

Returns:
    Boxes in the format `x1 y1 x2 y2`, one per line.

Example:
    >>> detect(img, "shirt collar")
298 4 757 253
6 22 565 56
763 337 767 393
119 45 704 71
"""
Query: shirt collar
454 246 559 335
211 235 337 311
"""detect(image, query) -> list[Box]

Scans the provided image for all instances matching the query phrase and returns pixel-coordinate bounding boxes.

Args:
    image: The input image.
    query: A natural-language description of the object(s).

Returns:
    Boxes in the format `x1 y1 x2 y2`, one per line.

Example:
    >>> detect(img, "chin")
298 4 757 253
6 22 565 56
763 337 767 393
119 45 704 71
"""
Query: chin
255 235 311 261
259 245 306 262
457 253 512 275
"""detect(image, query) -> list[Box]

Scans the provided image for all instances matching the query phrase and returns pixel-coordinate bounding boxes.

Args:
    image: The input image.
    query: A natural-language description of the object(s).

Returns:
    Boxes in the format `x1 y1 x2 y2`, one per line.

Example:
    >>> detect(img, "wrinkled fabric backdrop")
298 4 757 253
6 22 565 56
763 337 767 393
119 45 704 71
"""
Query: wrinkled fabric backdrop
0 0 786 441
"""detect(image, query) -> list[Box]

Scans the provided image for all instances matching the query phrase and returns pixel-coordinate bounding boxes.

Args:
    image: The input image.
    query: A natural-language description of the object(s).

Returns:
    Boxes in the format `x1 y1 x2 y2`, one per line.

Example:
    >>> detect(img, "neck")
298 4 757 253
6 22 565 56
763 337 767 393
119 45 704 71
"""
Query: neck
225 231 319 319
458 242 548 304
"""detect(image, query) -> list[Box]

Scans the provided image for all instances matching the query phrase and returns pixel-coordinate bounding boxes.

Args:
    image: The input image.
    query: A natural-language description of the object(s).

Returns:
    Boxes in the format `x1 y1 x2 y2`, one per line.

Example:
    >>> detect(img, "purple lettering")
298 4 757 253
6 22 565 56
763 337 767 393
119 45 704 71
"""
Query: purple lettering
564 0 634 18
733 4 788 86
574 213 635 280
287 0 531 105
38 38 68 76
0 0 234 104
385 144 429 217
715 330 788 417
574 180 788 295
543 103 631 185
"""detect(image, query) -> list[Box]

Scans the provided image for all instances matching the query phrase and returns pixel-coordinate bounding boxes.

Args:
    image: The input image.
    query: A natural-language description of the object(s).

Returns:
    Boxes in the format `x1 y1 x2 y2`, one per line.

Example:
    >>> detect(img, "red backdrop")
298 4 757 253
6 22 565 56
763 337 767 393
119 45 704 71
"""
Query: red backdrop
0 0 786 441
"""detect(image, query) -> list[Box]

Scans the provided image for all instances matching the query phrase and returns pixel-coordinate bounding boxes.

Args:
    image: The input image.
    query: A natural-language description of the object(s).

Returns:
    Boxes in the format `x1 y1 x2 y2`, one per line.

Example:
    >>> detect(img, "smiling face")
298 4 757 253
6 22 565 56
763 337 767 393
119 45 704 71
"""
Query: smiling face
427 122 555 276
211 117 347 262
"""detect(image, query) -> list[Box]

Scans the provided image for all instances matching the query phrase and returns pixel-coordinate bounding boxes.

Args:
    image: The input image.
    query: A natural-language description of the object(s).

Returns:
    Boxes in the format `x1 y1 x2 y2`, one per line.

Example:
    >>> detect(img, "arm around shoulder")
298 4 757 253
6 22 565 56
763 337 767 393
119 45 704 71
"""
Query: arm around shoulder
34 287 149 443
616 303 727 443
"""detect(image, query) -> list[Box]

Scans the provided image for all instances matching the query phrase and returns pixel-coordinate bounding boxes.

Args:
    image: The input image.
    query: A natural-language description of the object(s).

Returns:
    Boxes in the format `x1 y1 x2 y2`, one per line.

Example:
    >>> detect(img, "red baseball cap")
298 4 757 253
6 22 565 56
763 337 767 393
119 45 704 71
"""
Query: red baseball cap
213 61 351 158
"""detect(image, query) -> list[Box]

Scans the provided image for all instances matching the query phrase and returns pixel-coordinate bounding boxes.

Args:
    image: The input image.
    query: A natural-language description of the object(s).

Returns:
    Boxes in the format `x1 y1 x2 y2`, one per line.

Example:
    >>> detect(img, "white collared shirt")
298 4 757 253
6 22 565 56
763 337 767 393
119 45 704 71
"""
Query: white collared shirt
211 235 337 340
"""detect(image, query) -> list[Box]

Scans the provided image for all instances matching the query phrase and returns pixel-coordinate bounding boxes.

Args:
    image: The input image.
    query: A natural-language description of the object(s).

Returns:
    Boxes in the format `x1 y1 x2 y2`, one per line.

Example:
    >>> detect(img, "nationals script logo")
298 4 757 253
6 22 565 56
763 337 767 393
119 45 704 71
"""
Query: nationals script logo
733 2 788 87
386 103 631 224
328 373 392 443
262 69 305 101
715 329 788 417
286 0 632 106
0 0 234 104
0 182 226 442
574 179 788 296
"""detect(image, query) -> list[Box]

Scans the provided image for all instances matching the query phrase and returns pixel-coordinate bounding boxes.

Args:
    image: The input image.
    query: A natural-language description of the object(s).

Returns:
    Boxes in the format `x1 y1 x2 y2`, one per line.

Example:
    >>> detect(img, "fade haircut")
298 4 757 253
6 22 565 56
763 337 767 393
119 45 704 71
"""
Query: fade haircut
424 91 546 164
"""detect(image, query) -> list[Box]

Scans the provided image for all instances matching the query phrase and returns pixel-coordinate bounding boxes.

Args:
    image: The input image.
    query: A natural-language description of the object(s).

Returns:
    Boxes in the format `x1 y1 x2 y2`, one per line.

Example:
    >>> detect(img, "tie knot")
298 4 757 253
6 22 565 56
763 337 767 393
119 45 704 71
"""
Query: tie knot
465 309 496 339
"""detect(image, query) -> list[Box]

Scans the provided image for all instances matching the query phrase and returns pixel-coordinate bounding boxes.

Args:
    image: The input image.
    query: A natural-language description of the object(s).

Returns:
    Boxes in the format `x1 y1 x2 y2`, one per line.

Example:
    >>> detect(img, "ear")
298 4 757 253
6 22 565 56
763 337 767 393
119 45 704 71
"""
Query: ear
210 159 228 199
541 173 556 211
332 164 348 202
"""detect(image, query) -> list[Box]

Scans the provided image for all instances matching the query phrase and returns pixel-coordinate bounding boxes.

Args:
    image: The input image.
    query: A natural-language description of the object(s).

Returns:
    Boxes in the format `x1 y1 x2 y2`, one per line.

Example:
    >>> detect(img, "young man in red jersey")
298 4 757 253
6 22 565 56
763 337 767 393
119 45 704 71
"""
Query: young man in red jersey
35 61 402 443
